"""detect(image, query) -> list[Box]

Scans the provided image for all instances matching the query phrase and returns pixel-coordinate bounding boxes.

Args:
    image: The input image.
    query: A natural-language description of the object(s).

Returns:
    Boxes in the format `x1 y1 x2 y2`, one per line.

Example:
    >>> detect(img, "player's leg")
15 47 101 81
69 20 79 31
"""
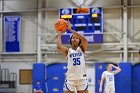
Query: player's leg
104 86 110 93
63 80 75 93
77 79 88 93
64 91 74 93
110 86 115 93
63 86 75 93
77 85 88 93
63 84 75 93
77 90 88 93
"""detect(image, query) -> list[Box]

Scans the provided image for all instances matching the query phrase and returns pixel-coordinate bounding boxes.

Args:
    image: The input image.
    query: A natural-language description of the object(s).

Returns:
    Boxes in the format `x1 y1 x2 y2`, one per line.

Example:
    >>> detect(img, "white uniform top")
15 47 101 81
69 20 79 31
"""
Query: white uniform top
66 47 87 80
102 71 116 86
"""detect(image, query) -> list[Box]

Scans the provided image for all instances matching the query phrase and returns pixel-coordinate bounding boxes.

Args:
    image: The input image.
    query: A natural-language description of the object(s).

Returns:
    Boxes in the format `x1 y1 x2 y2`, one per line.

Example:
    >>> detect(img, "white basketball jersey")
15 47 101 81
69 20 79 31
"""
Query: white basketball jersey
66 47 87 80
102 71 115 86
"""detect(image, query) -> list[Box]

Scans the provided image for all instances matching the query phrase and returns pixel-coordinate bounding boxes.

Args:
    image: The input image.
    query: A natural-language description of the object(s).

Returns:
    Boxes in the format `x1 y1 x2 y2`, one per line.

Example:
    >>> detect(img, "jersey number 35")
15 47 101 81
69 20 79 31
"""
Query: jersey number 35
73 58 81 66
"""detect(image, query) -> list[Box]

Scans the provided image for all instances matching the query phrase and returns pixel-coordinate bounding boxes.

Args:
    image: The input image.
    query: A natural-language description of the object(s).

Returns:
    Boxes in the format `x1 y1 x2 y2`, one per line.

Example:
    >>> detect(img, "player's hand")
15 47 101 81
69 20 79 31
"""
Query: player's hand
57 31 63 36
109 64 113 67
66 21 72 31
99 87 102 93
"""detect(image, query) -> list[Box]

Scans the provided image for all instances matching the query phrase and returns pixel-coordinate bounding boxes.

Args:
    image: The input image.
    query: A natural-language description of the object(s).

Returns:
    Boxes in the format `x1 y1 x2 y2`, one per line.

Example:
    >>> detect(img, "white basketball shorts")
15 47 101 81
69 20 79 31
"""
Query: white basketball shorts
104 85 115 93
63 79 88 91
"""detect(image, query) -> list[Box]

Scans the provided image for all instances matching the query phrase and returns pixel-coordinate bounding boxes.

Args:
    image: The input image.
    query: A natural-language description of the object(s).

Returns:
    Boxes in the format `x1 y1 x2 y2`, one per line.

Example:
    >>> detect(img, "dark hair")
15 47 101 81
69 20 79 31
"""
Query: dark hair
106 64 110 68
70 35 81 46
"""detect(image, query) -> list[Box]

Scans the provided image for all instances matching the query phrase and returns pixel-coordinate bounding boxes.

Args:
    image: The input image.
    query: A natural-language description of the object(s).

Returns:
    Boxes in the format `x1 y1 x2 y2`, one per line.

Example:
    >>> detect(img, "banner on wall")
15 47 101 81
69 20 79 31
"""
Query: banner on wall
4 16 21 52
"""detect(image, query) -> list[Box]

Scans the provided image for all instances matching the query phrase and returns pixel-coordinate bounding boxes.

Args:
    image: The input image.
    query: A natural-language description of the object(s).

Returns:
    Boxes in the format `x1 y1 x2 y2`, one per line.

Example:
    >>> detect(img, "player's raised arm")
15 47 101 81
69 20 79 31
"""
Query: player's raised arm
111 64 121 74
56 31 68 57
67 22 88 53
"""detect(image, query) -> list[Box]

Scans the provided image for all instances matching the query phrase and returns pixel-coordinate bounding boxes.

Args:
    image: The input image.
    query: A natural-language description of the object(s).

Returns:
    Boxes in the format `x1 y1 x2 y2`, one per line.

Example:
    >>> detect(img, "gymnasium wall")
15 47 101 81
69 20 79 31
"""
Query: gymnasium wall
47 0 121 8
3 0 37 11
0 62 33 93
0 0 140 62
133 9 140 41
20 12 37 52
103 8 121 42
0 0 37 53
0 15 2 51
0 0 140 93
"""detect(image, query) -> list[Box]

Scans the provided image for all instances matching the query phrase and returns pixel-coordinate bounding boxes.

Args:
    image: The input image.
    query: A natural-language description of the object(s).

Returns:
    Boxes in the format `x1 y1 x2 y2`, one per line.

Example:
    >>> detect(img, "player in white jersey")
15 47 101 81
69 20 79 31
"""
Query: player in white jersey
99 64 121 93
57 21 88 93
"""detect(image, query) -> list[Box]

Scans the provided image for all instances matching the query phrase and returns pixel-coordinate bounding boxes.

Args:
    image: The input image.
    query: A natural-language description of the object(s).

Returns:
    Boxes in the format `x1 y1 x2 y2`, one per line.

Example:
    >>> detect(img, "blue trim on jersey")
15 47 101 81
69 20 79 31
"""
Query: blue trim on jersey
84 84 88 90
65 83 70 91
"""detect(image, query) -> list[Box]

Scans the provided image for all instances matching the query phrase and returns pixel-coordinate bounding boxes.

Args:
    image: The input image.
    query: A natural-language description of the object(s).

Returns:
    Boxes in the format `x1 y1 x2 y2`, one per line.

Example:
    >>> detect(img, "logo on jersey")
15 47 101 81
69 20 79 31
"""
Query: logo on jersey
69 53 82 58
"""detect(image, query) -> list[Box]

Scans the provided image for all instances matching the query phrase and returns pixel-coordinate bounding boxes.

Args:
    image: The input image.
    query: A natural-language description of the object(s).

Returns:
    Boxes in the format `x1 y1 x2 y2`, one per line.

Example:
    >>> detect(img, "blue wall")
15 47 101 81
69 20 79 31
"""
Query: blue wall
32 63 46 93
32 63 140 93
46 63 67 93
115 63 132 93
132 63 140 93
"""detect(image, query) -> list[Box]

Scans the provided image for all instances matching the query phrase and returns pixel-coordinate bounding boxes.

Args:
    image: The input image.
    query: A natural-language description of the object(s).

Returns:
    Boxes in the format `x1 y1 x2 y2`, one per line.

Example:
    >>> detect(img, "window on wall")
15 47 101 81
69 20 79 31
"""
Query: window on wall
19 69 32 84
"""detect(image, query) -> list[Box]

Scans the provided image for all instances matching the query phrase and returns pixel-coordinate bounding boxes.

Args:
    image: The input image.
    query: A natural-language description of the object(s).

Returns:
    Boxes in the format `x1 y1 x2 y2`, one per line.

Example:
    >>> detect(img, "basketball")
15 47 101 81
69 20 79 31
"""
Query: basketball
54 19 68 33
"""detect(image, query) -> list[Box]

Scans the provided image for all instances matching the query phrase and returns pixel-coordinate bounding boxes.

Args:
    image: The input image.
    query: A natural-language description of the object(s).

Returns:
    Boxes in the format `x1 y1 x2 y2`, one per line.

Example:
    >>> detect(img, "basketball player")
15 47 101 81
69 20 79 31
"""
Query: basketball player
99 64 121 93
56 22 88 93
